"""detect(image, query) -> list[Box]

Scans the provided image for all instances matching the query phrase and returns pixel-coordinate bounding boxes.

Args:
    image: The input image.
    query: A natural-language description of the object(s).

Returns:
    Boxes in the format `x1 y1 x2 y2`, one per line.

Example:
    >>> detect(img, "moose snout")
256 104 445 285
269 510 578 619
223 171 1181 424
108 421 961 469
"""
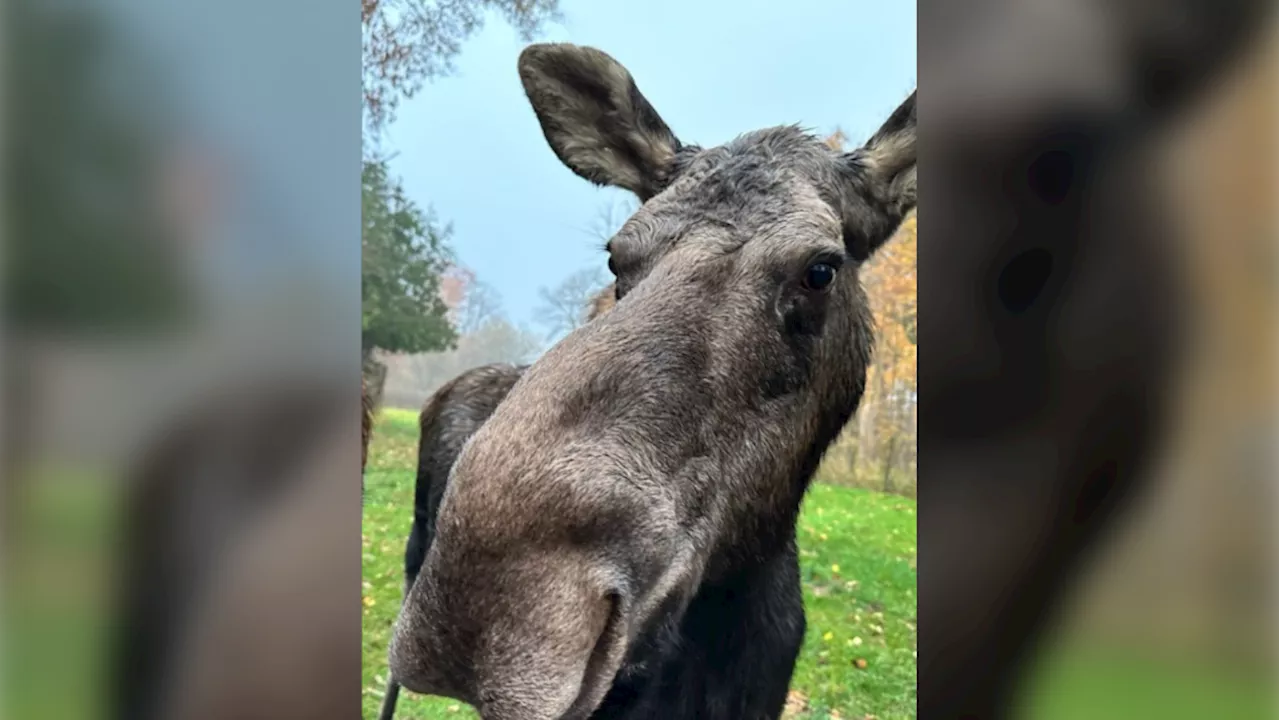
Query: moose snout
388 544 632 720
387 310 700 717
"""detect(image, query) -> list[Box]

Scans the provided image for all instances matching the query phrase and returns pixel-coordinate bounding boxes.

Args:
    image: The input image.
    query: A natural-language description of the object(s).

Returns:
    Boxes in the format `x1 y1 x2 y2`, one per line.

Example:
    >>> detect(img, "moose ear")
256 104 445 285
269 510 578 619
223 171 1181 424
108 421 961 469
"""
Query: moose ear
839 90 917 260
519 43 683 201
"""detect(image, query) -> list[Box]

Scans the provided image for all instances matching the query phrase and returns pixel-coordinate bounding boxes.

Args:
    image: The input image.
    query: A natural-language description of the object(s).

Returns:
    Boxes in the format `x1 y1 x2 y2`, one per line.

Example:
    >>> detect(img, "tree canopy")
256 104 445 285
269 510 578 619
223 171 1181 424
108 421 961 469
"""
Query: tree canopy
361 159 457 356
360 0 564 377
534 266 611 342
362 0 561 132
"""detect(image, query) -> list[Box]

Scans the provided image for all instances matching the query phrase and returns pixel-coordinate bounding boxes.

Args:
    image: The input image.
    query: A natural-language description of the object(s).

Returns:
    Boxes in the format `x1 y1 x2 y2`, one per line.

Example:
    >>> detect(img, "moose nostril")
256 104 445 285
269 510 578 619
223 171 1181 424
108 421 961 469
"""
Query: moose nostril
1026 148 1076 205
997 248 1054 314
561 590 628 720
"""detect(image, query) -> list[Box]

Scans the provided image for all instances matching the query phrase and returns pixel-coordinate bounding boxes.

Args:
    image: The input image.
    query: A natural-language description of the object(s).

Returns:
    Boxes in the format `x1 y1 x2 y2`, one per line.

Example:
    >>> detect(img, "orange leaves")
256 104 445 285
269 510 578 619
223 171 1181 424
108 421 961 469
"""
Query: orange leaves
861 216 917 415
842 213 917 492
782 690 810 718
824 128 850 152
864 214 918 351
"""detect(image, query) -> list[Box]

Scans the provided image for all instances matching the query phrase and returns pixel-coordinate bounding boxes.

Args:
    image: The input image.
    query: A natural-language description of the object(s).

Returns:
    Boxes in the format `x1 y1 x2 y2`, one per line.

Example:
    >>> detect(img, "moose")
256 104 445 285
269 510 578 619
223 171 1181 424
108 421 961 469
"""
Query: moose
111 380 357 720
387 43 916 720
363 376 375 479
379 284 617 720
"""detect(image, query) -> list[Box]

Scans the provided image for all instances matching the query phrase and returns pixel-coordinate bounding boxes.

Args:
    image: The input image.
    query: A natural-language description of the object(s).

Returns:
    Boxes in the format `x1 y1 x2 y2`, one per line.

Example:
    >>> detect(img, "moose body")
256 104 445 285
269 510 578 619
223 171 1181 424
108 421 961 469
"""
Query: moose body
363 377 375 484
388 43 916 720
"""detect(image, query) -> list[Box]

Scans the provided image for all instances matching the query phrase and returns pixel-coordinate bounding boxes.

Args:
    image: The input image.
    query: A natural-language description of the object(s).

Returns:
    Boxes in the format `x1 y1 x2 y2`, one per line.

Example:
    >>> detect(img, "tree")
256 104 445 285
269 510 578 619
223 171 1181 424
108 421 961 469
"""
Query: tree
823 128 849 152
460 316 544 367
814 129 918 496
859 213 918 491
363 0 562 132
362 158 457 369
587 194 639 244
441 265 505 335
455 279 503 334
380 314 544 407
534 266 610 341
9 2 187 335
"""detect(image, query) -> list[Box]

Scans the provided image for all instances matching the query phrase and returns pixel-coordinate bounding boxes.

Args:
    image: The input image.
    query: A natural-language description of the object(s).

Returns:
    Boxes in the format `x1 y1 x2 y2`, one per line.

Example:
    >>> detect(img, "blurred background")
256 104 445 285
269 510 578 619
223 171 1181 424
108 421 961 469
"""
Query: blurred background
7 0 359 719
1015 30 1277 719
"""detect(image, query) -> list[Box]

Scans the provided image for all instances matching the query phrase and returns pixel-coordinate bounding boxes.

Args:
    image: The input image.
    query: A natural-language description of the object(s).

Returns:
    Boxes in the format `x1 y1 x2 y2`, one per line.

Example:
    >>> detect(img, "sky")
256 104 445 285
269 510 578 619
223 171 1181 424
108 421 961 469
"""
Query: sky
386 0 916 330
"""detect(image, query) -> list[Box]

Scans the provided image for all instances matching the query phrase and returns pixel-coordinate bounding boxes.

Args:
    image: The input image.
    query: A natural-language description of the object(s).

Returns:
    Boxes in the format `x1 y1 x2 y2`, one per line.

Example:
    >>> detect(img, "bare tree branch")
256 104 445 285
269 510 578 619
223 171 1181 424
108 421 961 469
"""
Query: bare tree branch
534 266 610 341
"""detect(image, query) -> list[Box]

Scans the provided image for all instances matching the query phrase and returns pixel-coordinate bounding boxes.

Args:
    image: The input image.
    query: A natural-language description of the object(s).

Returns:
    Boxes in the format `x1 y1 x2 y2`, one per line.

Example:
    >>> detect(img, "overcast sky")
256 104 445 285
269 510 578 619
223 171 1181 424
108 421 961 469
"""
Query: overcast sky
386 0 916 329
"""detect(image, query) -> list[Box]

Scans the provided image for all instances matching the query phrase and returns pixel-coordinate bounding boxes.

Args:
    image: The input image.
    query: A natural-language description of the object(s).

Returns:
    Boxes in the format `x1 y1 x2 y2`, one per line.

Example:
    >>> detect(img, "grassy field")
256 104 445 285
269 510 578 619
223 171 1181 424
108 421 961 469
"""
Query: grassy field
362 408 918 719
1016 642 1278 720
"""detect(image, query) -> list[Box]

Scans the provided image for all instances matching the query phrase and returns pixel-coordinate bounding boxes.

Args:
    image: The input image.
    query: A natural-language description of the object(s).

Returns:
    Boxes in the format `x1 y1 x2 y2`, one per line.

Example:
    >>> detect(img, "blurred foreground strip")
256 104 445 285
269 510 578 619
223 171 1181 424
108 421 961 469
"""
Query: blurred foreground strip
917 0 1275 717
5 1 359 720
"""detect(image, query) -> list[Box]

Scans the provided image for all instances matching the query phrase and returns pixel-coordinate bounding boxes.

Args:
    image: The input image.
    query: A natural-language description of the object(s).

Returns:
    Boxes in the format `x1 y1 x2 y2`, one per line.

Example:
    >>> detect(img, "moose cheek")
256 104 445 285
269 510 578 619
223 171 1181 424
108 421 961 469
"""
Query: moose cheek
763 304 822 399
760 362 809 401
780 293 829 338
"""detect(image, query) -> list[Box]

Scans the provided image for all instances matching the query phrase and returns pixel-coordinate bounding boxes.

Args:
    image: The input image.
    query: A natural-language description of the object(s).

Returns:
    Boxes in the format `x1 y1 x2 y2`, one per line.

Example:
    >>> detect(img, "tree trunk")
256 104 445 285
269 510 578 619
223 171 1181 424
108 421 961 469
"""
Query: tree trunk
882 434 897 494
361 348 387 412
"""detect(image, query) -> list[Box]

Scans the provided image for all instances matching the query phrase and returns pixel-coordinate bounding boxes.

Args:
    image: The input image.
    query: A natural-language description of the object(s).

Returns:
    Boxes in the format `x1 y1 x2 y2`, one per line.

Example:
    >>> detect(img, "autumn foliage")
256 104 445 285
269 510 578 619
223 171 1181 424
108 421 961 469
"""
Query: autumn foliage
817 130 918 495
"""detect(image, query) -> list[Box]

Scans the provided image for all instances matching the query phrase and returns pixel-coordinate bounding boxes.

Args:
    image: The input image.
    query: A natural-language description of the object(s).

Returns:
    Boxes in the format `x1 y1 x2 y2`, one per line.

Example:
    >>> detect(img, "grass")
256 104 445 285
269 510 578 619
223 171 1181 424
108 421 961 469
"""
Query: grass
1018 642 1278 720
362 408 919 719
22 408 1266 720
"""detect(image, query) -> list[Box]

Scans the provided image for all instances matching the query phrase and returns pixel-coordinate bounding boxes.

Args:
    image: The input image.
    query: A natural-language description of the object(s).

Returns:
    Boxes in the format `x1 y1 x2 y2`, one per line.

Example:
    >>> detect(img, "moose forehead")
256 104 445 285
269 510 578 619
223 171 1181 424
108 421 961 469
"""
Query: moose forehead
609 126 847 260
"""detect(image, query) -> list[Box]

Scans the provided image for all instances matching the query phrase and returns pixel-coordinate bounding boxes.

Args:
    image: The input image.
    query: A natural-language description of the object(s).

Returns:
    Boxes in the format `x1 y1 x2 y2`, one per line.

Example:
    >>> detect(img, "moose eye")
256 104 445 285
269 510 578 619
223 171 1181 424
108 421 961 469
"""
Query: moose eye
802 262 838 291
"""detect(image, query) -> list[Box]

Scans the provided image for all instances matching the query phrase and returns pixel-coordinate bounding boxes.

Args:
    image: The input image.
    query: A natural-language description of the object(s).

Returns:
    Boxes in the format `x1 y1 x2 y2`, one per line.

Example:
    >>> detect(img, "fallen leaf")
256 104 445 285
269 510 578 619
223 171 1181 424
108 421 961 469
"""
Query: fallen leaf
782 690 809 718
854 658 868 669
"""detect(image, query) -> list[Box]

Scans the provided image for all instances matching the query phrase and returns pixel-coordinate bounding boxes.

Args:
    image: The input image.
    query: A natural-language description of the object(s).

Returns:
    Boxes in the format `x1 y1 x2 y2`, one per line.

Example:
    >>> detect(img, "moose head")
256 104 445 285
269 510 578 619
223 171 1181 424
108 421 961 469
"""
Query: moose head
390 43 916 719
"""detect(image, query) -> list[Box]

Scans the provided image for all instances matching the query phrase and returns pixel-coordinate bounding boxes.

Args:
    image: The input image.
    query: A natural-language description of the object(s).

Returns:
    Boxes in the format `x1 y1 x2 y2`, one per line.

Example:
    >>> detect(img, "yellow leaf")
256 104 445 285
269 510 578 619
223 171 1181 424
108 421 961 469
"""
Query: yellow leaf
822 631 834 642
831 564 840 573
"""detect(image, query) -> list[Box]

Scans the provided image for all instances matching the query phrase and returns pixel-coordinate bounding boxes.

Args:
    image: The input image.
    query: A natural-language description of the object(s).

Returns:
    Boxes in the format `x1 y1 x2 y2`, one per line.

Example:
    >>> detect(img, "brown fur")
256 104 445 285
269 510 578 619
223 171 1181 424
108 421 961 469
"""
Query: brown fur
159 400 358 720
390 43 915 720
112 382 354 720
586 282 617 322
379 280 620 720
362 377 374 473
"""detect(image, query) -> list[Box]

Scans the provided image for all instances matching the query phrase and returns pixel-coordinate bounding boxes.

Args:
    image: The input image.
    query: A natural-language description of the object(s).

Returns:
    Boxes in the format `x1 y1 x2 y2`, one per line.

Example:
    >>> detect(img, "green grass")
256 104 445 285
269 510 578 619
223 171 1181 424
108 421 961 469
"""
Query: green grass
1018 642 1278 720
362 408 919 719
